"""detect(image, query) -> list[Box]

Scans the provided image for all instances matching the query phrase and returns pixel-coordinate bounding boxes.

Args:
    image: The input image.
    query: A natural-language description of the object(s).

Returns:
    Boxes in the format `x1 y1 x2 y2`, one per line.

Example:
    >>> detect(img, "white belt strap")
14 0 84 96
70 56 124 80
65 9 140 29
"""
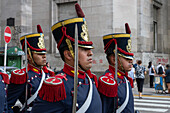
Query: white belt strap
20 70 46 111
76 74 93 113
27 107 32 111
116 77 129 113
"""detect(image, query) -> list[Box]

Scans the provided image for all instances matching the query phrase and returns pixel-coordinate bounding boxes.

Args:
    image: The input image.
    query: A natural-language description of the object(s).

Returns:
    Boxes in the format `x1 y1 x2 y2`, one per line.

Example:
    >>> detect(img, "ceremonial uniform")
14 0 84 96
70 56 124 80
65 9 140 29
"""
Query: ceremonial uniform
98 66 134 113
7 64 54 112
7 28 55 113
0 72 9 113
32 4 102 113
32 63 102 113
98 24 135 113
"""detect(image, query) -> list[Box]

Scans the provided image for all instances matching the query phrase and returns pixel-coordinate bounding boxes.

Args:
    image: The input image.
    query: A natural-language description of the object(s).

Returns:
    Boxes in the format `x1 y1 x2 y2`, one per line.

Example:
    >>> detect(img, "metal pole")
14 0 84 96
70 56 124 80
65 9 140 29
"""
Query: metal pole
114 43 118 113
115 44 118 81
24 36 28 113
72 23 78 113
3 43 7 73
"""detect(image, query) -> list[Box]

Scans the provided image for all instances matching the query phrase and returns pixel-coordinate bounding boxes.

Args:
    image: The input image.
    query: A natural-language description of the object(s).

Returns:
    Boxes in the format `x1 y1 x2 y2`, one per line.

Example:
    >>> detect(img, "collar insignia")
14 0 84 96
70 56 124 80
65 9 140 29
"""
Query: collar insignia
71 70 79 75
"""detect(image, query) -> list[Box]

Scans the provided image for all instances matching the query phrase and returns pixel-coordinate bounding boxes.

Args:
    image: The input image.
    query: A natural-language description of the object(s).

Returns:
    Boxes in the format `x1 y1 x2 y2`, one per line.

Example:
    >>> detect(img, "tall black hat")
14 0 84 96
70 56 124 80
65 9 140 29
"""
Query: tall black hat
103 23 134 59
20 25 46 54
51 3 93 57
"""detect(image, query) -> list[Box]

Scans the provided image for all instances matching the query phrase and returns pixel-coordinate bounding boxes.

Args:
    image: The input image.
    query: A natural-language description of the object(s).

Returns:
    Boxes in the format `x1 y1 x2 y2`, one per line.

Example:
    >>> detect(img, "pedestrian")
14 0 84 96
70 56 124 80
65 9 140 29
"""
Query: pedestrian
7 25 55 113
31 3 102 113
128 65 135 83
133 60 138 68
53 67 58 74
46 62 51 69
156 63 166 91
165 64 170 93
148 61 156 88
156 63 165 76
0 72 9 113
135 60 146 99
98 23 134 113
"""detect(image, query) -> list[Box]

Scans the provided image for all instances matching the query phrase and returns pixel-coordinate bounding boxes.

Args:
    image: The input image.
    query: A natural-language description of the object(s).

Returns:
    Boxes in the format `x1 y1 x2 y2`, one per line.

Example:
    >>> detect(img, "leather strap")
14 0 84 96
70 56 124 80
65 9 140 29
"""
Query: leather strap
116 77 129 113
76 74 93 113
20 70 46 111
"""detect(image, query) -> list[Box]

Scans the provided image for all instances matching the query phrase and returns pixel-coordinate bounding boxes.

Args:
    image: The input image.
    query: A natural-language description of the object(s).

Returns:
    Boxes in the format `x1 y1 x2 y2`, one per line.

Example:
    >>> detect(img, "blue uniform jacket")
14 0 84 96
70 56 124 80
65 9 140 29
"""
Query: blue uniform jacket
0 72 9 113
7 64 54 113
31 63 102 113
98 65 134 113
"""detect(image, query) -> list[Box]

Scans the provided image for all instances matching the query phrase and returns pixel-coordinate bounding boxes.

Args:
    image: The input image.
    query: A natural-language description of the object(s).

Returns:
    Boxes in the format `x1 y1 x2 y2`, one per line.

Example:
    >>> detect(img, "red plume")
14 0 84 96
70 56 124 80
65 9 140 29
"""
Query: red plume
37 24 43 33
125 23 131 34
75 3 85 18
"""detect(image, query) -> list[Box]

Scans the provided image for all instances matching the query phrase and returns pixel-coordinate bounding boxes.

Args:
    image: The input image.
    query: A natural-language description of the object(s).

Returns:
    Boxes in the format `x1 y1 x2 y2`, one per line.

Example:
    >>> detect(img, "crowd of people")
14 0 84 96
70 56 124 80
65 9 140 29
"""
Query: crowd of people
128 60 170 98
0 3 169 113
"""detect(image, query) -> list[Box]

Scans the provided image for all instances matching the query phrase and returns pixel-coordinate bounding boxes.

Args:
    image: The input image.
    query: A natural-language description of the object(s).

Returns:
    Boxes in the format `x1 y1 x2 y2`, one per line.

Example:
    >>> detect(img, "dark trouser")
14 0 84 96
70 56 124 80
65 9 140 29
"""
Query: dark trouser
150 75 154 88
136 78 144 92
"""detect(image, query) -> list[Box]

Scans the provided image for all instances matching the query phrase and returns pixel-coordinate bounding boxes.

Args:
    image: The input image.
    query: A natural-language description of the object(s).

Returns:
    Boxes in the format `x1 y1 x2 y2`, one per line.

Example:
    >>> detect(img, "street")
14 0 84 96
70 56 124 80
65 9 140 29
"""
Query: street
133 84 170 113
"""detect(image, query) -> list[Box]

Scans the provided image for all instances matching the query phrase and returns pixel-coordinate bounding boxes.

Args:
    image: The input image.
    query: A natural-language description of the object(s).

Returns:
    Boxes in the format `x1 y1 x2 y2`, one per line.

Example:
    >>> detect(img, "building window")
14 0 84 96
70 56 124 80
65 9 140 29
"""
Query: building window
153 21 157 52
153 5 158 52
54 1 77 54
152 0 162 52
57 2 77 21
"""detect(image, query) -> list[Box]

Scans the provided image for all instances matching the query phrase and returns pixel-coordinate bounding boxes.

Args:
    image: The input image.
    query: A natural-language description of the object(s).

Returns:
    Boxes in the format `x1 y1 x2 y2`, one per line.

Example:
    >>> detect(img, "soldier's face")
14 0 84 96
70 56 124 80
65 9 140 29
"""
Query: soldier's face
32 52 47 66
118 56 133 72
78 47 93 71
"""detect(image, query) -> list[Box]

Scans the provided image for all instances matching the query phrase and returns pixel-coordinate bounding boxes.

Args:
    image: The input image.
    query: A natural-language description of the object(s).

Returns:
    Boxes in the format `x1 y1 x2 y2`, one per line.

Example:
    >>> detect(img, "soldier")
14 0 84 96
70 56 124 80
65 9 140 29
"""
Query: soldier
7 25 55 113
98 23 134 113
0 72 9 113
31 3 102 113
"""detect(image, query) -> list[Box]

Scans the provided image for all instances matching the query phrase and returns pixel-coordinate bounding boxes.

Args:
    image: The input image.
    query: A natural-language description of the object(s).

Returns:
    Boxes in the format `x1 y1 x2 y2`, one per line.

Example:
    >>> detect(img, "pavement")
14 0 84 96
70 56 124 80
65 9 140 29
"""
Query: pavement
132 83 170 98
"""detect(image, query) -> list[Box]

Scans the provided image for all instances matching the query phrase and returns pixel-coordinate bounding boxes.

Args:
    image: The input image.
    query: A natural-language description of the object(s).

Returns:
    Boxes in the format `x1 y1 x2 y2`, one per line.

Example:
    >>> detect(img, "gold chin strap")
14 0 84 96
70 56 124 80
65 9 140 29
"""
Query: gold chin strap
65 39 86 71
66 39 75 58
118 55 125 72
27 48 36 66
114 49 125 72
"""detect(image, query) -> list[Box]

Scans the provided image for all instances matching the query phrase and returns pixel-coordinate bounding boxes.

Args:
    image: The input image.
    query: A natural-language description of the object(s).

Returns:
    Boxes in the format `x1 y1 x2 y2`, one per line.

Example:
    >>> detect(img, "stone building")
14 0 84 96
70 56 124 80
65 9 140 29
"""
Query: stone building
0 0 169 77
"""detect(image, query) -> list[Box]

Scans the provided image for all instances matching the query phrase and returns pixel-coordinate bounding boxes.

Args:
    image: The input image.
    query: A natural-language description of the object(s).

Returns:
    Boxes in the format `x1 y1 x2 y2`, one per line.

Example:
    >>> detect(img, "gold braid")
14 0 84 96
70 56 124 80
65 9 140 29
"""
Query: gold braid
113 49 125 72
117 55 125 72
27 48 36 66
66 39 74 58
